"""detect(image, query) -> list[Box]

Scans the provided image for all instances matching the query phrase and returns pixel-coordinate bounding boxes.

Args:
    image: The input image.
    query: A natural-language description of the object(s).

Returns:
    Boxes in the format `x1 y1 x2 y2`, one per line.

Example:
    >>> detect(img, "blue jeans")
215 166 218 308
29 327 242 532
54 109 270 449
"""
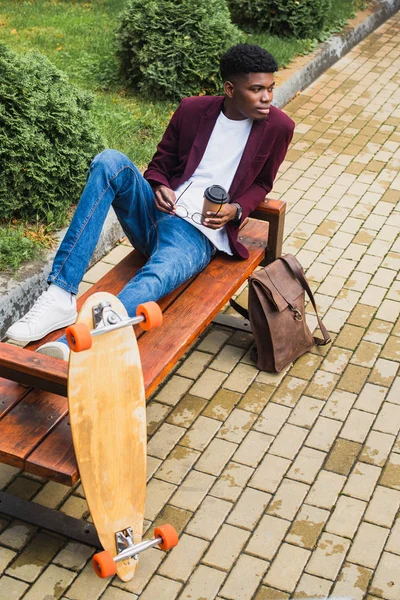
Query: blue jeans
48 149 215 319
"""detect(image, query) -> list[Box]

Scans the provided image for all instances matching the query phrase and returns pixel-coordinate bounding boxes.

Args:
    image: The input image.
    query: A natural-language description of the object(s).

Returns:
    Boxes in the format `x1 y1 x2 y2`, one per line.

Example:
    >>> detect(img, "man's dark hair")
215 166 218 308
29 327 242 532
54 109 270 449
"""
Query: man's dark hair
220 44 278 81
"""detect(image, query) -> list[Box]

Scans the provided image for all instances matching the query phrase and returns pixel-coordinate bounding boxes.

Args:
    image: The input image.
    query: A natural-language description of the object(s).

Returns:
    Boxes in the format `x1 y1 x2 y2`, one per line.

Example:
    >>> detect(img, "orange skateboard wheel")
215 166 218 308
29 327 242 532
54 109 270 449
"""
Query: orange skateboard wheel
154 524 179 551
137 302 163 330
92 550 117 578
66 323 92 352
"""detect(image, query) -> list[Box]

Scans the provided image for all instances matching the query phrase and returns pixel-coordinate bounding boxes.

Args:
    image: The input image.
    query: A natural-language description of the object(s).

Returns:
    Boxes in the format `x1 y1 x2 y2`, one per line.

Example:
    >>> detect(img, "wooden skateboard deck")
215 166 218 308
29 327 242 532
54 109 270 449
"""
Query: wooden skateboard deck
68 292 146 582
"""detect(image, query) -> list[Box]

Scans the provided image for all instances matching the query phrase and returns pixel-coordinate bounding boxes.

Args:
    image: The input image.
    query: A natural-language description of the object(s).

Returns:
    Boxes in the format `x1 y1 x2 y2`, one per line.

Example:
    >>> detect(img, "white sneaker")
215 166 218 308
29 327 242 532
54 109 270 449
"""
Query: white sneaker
36 341 70 361
6 290 77 343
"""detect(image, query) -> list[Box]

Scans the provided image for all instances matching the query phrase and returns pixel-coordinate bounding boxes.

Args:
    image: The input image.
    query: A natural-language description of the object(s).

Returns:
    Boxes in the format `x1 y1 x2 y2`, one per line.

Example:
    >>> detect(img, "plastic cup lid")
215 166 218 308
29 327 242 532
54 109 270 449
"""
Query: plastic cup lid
204 185 229 204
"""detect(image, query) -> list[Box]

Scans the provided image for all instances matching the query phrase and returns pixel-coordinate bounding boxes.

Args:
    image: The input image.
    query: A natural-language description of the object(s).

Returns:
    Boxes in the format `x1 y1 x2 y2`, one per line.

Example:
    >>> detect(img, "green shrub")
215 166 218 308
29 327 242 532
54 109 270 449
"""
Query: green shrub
117 0 245 100
228 0 331 38
0 45 103 228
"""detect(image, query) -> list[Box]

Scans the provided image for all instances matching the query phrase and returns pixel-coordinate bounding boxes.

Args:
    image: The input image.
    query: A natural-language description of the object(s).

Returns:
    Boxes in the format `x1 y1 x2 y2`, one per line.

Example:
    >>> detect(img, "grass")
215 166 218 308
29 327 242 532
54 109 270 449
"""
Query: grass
0 0 368 272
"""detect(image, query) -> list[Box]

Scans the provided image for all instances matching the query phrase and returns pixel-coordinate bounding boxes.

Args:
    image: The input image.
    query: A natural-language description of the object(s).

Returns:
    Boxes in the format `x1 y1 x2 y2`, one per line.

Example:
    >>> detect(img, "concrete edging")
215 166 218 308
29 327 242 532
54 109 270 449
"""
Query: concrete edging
1 0 399 338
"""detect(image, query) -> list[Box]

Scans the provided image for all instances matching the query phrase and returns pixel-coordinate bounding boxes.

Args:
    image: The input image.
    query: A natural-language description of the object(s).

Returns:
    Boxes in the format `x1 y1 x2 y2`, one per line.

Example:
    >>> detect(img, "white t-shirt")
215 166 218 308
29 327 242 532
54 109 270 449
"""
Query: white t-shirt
173 111 252 255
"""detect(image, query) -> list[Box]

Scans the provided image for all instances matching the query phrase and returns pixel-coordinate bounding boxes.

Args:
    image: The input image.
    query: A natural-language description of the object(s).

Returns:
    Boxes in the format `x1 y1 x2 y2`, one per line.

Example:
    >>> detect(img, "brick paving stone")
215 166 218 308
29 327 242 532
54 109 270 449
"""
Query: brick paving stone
381 336 400 361
335 324 365 349
181 416 221 451
195 438 237 476
0 546 17 573
340 408 376 443
306 470 346 509
322 346 352 374
0 521 36 551
364 486 400 528
210 345 246 373
238 382 275 414
325 438 362 475
146 402 171 435
233 431 273 467
166 395 207 428
170 470 214 511
211 462 253 502
223 363 259 393
286 504 329 549
269 424 308 460
386 377 400 404
186 495 232 540
369 358 399 387
271 377 308 407
370 551 400 600
338 364 370 393
264 543 311 593
354 382 388 413
158 533 208 582
22 564 76 600
220 554 269 600
267 479 309 520
53 542 93 571
138 575 182 600
227 488 271 530
33 481 70 510
360 430 395 467
380 452 400 491
188 369 228 400
147 423 185 459
145 478 176 520
255 586 290 600
179 565 226 600
250 454 291 494
386 517 400 555
293 572 333 598
102 588 138 600
288 395 324 428
287 447 326 484
326 495 367 538
202 389 241 421
374 402 400 435
254 403 291 436
305 416 342 451
177 351 212 378
6 532 63 583
348 522 390 569
0 576 29 600
321 389 356 421
155 375 193 406
343 461 381 501
203 524 250 571
305 532 351 579
246 515 290 561
289 354 323 379
218 408 257 444
197 330 231 353
155 445 200 485
332 562 373 600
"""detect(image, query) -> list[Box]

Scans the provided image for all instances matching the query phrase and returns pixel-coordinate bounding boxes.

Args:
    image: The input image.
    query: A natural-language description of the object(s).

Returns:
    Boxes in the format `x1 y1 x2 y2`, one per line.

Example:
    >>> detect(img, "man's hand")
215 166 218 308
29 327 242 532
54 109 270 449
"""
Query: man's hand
203 203 238 230
154 185 176 214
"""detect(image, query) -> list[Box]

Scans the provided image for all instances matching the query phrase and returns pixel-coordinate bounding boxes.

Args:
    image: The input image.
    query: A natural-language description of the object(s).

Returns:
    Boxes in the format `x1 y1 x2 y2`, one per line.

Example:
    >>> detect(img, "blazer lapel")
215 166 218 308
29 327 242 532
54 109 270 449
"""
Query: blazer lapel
229 118 269 198
181 97 225 183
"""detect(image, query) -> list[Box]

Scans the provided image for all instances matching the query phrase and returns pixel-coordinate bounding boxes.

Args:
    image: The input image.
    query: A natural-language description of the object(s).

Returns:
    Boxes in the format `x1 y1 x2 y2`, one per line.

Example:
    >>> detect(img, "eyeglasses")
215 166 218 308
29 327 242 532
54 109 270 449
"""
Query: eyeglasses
173 182 223 225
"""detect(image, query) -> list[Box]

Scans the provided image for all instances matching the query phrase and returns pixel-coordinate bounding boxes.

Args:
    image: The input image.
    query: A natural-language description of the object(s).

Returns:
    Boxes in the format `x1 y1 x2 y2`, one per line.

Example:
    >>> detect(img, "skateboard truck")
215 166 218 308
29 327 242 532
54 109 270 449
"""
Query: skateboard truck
92 524 179 578
66 301 163 352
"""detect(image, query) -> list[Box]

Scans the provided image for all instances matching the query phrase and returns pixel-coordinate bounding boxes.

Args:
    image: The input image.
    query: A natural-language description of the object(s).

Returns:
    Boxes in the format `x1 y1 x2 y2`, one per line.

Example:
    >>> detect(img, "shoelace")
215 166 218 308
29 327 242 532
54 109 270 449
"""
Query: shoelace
21 292 57 323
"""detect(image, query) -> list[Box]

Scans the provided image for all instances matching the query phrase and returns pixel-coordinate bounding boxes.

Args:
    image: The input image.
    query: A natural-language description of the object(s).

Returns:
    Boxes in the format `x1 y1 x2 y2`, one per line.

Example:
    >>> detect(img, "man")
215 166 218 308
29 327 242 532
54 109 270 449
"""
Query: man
6 43 295 359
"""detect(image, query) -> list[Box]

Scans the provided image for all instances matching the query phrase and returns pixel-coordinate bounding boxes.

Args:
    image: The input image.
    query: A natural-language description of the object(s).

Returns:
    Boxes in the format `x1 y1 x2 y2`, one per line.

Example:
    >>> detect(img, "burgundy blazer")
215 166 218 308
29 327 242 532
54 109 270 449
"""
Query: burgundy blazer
144 95 295 259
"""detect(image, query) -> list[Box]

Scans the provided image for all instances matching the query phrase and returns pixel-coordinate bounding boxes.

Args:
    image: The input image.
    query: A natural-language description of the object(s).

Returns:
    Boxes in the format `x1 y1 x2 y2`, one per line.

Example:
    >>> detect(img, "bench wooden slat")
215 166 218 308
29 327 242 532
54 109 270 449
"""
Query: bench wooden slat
0 389 68 468
0 378 31 419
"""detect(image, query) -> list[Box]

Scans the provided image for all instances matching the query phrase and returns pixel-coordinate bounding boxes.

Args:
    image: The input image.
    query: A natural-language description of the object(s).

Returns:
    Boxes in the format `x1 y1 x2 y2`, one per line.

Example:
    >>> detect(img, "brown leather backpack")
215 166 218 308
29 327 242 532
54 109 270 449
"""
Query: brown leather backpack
230 254 331 372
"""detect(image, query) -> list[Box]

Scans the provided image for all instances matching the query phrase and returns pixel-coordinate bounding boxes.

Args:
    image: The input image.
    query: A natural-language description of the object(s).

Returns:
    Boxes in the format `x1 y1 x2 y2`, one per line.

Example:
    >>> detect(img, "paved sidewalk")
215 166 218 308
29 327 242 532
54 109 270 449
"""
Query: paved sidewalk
1 13 399 600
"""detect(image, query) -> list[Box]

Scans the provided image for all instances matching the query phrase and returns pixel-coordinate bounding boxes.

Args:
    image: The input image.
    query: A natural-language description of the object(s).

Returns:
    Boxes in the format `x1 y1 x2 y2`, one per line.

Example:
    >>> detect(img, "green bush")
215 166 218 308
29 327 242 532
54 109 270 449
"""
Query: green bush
228 0 331 38
0 45 103 228
117 0 245 100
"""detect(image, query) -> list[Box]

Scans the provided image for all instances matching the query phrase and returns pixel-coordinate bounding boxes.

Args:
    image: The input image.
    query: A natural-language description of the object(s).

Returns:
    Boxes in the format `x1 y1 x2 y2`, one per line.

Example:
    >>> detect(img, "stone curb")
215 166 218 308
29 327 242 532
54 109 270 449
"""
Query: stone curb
1 0 398 339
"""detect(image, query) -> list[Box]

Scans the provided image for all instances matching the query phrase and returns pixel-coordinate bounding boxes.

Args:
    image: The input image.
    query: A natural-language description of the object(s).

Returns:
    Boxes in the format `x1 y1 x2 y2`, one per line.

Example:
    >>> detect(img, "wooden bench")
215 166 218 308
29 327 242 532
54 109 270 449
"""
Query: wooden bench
0 199 285 544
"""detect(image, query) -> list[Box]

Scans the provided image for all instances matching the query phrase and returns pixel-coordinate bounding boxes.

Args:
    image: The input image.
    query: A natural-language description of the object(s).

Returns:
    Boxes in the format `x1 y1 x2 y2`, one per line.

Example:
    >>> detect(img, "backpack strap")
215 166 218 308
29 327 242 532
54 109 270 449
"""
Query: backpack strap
280 255 331 346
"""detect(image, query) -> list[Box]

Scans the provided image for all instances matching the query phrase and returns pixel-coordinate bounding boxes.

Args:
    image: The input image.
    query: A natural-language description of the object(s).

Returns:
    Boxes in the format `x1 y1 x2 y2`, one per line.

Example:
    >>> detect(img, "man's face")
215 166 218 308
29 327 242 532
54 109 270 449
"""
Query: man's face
224 72 275 121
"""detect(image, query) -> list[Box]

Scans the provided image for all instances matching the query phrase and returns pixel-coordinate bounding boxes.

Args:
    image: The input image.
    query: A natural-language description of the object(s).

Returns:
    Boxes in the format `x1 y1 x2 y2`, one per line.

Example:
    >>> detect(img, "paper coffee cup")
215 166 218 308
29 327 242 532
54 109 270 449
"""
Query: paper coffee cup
202 185 230 219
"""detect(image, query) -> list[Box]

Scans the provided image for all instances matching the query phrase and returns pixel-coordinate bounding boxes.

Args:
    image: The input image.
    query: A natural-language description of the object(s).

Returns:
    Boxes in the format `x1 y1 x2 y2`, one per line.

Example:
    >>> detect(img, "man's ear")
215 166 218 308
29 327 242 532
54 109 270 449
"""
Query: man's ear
223 80 235 98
